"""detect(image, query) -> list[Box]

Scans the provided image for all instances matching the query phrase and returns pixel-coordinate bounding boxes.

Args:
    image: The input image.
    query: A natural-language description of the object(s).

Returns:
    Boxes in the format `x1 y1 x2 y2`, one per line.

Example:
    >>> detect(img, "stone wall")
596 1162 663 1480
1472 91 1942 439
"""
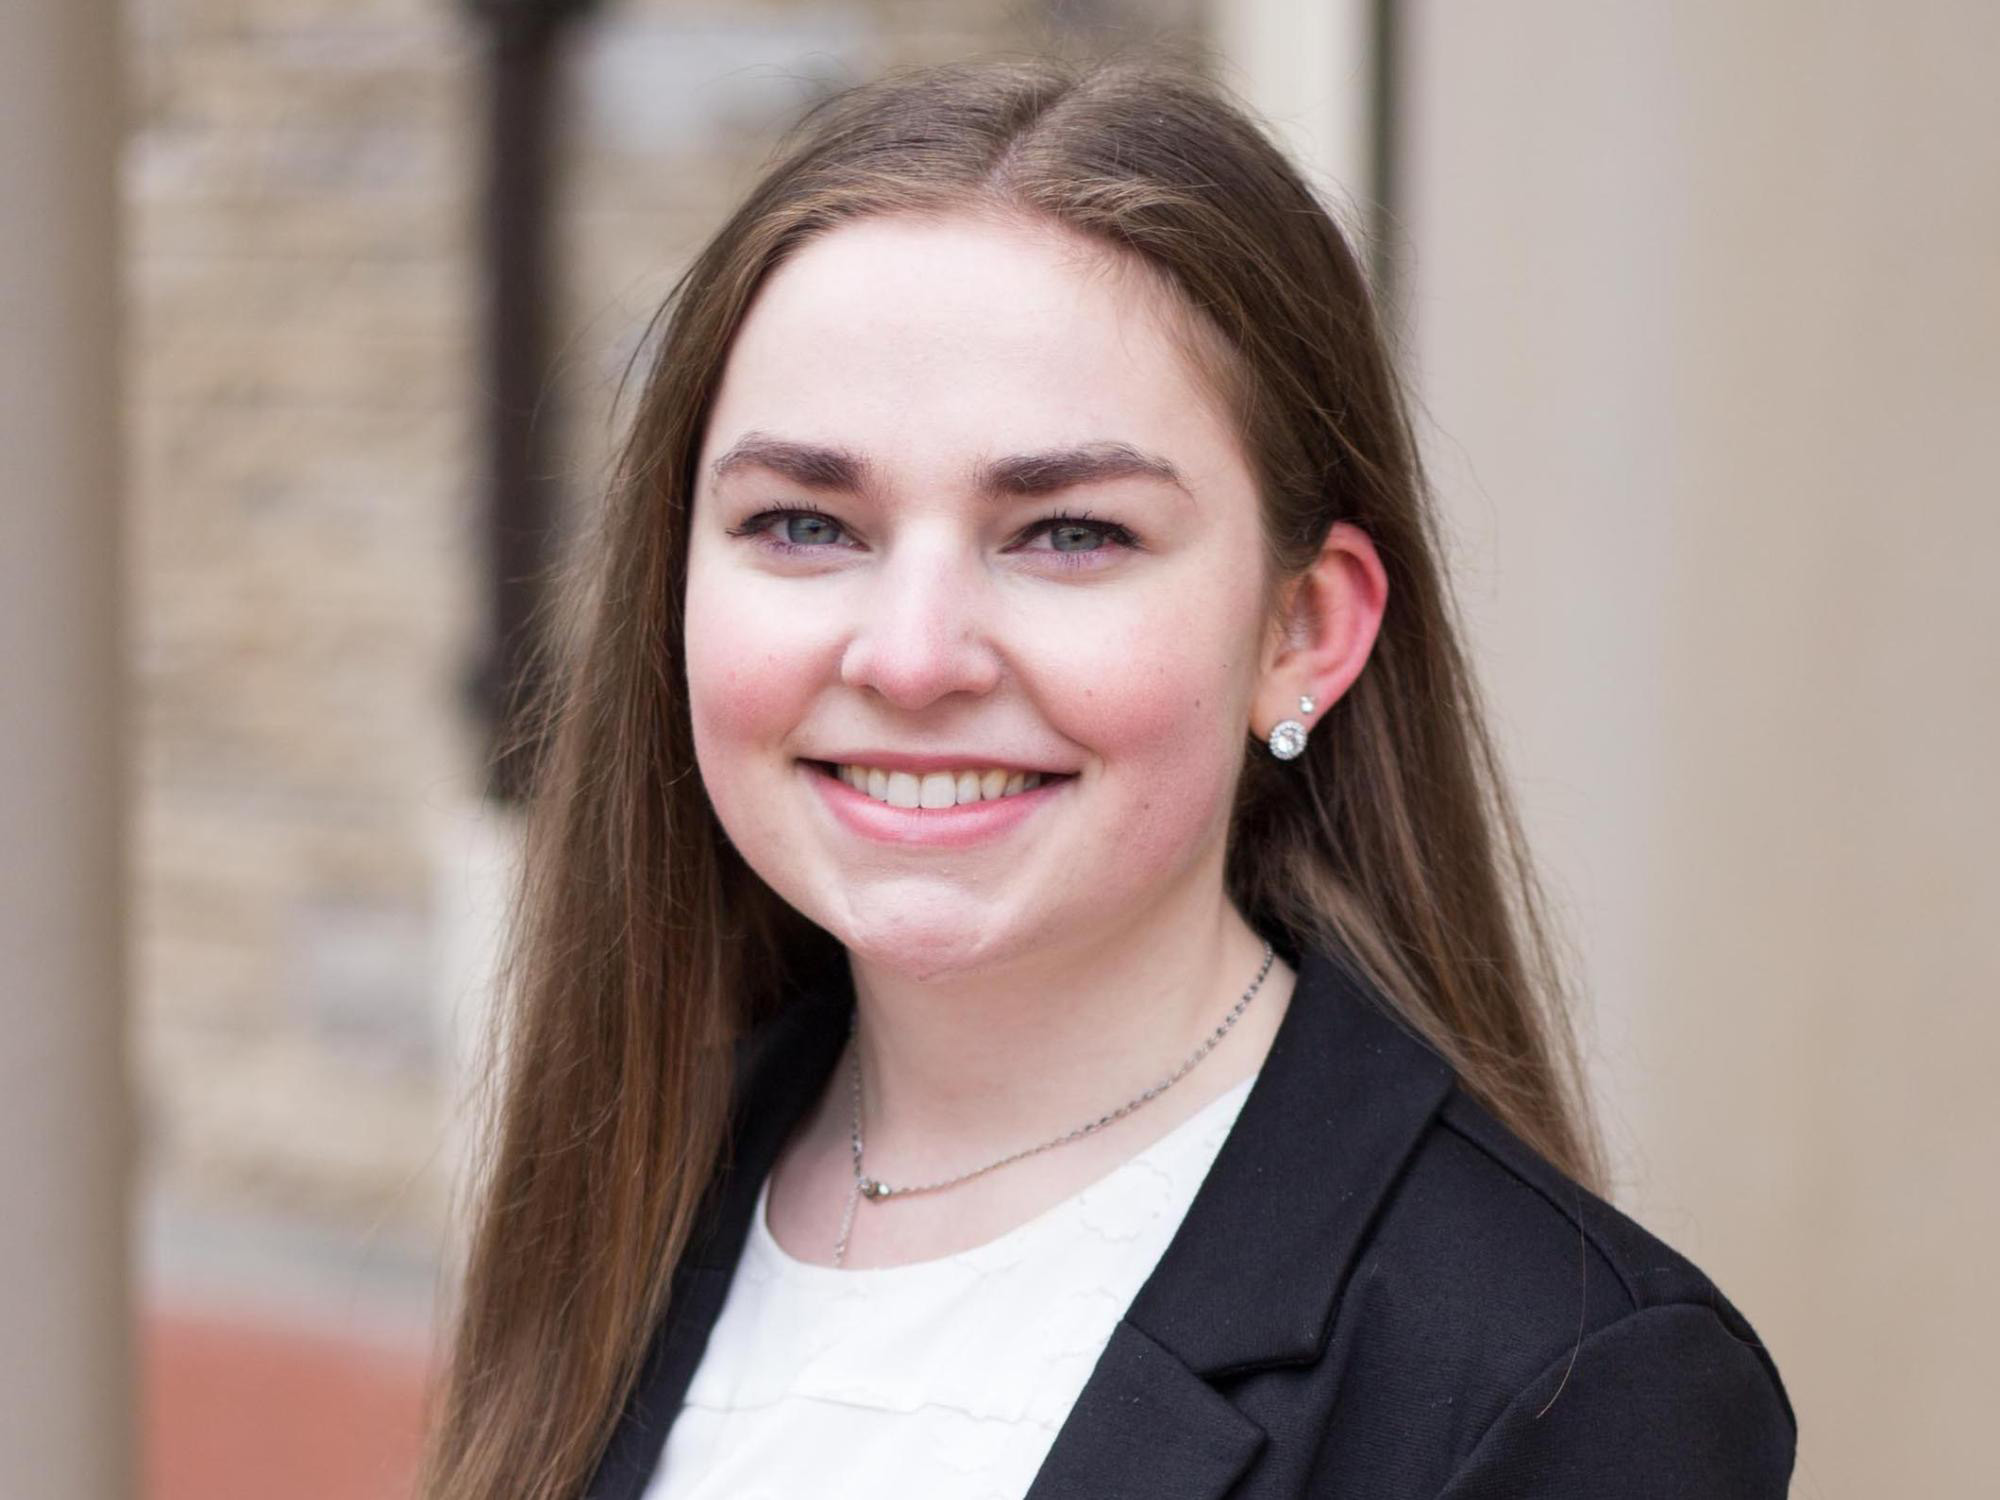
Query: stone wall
128 0 484 1243
126 0 1203 1259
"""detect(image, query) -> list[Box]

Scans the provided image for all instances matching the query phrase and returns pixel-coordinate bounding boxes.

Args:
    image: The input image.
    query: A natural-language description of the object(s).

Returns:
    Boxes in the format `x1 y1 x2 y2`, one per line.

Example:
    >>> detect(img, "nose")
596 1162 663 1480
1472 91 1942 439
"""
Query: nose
837 534 1004 710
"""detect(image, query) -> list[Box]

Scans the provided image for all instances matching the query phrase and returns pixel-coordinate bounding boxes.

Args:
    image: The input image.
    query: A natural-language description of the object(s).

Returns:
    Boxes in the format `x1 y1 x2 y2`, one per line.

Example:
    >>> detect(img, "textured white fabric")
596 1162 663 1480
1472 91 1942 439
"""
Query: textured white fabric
643 1070 1259 1500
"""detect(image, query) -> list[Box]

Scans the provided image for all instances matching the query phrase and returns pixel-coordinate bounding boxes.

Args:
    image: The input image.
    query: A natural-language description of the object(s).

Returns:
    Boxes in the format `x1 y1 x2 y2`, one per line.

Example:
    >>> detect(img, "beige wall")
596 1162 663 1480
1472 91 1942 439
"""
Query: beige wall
1401 3 1999 1493
0 2 132 1496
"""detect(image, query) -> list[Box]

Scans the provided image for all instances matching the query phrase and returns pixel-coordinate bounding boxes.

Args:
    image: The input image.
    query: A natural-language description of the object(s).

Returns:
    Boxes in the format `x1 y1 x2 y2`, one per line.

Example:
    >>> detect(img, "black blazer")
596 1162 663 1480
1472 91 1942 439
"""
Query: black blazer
588 943 1798 1498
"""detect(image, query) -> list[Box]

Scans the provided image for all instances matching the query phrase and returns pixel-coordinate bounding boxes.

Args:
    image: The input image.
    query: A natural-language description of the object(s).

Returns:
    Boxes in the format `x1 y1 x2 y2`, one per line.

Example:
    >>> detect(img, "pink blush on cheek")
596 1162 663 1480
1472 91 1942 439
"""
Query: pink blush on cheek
686 658 813 766
683 558 824 738
1042 685 1242 885
681 606 823 821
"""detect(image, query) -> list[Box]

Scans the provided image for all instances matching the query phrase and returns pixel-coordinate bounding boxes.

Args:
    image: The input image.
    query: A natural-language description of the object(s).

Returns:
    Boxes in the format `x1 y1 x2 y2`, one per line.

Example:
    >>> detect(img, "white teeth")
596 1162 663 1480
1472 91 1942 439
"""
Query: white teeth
831 762 1062 809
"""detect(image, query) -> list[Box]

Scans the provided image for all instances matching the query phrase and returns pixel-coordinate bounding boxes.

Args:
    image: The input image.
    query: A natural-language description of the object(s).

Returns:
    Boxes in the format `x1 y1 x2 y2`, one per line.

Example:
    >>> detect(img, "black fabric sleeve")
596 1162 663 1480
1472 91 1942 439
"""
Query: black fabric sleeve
1433 1303 1797 1498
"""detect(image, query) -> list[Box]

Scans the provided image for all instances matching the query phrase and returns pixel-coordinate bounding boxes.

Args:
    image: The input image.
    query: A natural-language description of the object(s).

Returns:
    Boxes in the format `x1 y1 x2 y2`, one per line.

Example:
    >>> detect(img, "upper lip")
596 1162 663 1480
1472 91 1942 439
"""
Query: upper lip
807 751 1075 776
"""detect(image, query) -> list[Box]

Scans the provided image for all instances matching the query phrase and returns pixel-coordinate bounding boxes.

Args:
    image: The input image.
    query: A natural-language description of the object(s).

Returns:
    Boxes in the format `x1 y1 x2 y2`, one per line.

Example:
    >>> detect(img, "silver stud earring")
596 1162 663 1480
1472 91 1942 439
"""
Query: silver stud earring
1266 693 1315 761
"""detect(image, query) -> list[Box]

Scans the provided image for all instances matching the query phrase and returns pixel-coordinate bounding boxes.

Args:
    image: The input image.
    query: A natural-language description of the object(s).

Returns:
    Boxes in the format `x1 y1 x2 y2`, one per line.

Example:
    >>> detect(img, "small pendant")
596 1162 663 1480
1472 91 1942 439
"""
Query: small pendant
859 1177 892 1201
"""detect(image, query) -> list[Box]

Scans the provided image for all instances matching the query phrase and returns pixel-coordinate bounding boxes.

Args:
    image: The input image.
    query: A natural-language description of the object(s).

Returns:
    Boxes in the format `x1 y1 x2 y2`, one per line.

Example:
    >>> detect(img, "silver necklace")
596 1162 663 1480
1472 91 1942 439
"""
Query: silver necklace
833 939 1276 1266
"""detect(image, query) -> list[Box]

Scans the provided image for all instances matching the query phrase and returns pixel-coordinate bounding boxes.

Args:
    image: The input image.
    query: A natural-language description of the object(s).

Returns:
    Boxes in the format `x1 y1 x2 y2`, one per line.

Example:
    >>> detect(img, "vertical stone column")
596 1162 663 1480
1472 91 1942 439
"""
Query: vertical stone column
1210 0 1378 213
0 2 132 1497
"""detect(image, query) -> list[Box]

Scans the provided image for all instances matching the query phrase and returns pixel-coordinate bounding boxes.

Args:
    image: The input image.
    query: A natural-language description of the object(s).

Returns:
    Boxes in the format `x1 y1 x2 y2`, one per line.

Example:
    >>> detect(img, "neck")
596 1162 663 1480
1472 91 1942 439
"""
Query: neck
840 891 1292 1181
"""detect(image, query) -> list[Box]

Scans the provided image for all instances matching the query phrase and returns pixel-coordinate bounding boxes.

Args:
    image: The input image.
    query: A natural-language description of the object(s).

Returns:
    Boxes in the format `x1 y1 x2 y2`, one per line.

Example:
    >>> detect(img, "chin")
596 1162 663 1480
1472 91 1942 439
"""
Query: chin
824 906 1035 983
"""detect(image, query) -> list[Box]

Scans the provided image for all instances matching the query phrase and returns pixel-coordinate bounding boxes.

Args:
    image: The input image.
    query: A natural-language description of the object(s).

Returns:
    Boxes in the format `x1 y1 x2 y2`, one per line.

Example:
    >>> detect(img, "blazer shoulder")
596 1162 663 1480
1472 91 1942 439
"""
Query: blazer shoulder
1431 1296 1799 1497
1434 1087 1782 1344
1343 1081 1797 1448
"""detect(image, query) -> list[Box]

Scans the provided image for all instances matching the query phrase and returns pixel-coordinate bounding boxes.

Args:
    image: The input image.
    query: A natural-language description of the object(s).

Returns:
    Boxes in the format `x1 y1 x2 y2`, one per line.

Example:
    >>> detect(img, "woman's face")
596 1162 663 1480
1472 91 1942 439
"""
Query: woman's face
685 211 1278 979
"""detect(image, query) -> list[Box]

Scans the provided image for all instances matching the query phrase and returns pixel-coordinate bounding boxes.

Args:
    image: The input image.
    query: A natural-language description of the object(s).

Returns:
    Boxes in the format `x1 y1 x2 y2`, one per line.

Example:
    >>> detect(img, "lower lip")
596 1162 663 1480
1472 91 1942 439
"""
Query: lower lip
801 761 1075 849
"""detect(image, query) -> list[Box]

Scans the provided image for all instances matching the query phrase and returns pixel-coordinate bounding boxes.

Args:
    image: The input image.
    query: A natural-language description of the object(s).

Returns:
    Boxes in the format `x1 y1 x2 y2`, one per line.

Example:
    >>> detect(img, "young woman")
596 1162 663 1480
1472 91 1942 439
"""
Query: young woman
419 52 1796 1500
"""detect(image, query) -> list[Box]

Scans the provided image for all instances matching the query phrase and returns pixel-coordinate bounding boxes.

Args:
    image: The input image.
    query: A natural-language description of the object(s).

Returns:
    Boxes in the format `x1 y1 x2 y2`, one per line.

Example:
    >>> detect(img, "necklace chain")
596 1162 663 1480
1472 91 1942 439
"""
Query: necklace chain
833 939 1276 1266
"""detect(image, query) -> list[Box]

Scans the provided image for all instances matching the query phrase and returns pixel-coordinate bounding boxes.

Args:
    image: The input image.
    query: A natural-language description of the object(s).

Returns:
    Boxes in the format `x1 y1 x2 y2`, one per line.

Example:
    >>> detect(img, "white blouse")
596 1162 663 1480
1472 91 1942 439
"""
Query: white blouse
643 1070 1260 1500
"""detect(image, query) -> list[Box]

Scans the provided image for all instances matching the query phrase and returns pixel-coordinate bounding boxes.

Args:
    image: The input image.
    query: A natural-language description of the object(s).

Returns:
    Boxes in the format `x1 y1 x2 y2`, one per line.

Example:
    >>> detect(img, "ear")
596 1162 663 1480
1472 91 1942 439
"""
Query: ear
1253 520 1389 742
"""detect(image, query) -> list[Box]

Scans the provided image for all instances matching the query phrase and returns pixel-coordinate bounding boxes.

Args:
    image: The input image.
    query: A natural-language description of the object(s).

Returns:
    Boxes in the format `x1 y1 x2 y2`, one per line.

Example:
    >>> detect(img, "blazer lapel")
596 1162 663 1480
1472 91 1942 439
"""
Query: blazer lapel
589 942 1456 1500
1019 944 1456 1498
1018 1322 1266 1499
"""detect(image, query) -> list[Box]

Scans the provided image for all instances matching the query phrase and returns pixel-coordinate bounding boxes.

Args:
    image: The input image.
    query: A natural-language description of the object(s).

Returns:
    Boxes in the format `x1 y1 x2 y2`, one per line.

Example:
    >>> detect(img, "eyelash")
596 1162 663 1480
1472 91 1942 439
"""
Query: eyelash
726 505 1140 568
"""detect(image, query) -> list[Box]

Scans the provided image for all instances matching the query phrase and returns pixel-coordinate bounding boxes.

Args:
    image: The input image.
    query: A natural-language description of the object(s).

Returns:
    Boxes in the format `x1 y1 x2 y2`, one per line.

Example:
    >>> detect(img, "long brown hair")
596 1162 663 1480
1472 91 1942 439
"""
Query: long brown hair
418 48 1608 1500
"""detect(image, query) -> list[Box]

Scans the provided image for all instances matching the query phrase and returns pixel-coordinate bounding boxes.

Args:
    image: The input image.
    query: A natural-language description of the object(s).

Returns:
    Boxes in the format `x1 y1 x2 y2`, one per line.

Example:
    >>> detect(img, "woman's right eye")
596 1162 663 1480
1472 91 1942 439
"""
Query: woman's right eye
727 507 851 554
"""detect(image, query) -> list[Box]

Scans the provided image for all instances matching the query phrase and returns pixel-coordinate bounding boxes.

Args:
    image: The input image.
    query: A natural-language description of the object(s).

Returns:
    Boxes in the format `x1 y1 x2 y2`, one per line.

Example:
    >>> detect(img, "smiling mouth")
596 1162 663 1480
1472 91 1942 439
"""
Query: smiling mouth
804 758 1077 810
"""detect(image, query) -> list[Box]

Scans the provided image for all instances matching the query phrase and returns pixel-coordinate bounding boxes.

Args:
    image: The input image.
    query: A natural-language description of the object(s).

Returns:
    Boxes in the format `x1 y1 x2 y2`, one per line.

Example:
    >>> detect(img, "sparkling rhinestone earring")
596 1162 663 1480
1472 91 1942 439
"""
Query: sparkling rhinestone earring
1266 693 1316 761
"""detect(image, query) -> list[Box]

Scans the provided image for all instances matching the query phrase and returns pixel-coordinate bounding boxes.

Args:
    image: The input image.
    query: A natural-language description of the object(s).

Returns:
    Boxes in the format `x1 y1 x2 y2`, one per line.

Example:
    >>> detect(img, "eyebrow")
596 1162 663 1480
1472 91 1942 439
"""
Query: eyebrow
707 431 1188 500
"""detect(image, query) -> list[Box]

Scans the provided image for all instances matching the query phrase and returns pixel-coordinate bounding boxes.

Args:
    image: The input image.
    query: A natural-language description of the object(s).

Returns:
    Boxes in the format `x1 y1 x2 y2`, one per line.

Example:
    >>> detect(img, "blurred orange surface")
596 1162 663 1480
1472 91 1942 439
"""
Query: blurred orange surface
143 1306 436 1500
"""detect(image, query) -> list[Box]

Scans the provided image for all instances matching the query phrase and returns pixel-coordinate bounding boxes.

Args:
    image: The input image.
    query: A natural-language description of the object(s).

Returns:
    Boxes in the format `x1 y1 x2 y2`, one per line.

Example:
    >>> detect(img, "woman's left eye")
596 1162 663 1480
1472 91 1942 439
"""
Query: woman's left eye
1019 512 1139 563
727 508 1138 566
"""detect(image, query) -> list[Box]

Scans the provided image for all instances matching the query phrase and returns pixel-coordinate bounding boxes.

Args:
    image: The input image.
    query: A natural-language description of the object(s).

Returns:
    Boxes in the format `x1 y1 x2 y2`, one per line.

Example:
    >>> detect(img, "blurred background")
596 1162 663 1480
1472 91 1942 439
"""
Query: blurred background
4 1 1994 1497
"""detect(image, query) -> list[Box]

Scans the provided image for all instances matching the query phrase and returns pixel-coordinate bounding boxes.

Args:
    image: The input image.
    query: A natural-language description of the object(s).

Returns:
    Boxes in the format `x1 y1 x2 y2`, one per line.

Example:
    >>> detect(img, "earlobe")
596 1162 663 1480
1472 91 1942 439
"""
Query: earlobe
1263 693 1317 761
1252 520 1388 741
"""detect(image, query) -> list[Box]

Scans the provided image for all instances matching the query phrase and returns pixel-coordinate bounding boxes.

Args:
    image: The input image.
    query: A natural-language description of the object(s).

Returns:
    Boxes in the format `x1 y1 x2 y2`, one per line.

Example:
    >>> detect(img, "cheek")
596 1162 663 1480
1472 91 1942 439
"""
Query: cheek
1048 598 1254 854
1064 578 1256 751
683 565 821 766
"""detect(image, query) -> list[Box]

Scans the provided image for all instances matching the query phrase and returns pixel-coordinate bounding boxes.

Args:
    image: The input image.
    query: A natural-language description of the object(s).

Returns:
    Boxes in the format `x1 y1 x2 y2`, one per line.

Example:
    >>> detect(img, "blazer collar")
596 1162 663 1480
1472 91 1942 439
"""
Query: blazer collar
606 941 1456 1500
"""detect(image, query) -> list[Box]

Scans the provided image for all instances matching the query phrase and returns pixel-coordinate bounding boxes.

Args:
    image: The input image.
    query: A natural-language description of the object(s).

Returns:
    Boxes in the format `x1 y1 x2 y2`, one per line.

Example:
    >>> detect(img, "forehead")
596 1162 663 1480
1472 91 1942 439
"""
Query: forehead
699 211 1244 487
